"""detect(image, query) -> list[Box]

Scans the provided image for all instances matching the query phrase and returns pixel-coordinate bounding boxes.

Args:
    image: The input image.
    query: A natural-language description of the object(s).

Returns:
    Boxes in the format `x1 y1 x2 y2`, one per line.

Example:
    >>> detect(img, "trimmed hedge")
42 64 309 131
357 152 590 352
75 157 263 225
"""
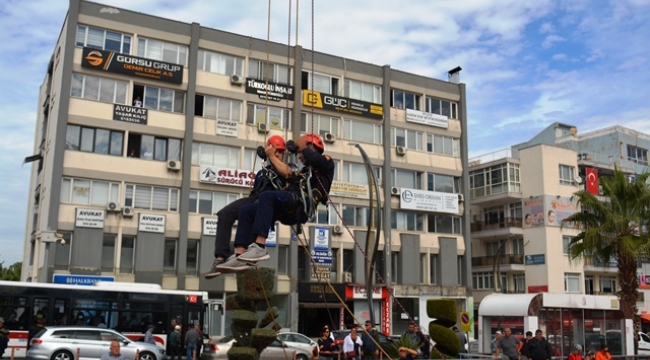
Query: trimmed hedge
429 323 461 357
226 294 252 311
227 346 259 360
427 299 457 327
251 328 278 353
236 267 276 301
259 307 279 329
427 299 460 359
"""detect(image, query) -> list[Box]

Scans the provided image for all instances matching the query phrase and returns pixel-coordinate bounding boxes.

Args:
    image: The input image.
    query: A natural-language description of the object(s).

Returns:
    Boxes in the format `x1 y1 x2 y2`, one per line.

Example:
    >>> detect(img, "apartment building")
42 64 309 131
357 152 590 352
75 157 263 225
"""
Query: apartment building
23 0 471 337
469 122 650 331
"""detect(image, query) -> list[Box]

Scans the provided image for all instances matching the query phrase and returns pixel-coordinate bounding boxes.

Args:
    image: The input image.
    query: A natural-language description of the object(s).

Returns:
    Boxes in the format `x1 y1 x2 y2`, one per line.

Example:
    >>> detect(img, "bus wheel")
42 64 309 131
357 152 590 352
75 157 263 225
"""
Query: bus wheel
139 351 155 360
51 350 73 360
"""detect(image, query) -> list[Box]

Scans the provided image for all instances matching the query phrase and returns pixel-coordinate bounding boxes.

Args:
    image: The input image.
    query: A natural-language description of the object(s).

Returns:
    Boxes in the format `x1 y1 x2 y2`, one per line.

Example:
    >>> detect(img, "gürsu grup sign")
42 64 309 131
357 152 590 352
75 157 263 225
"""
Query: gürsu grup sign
81 47 183 84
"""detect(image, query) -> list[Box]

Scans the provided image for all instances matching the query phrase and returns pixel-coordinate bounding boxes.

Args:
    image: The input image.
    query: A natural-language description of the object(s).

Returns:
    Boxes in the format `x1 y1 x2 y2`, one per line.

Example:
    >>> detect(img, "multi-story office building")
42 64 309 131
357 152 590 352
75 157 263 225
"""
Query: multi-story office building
23 0 471 337
469 122 650 331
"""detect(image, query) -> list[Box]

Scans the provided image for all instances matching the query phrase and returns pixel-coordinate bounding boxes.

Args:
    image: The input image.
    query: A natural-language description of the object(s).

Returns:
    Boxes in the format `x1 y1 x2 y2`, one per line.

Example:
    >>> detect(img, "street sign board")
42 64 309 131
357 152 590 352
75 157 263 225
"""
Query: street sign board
460 311 471 333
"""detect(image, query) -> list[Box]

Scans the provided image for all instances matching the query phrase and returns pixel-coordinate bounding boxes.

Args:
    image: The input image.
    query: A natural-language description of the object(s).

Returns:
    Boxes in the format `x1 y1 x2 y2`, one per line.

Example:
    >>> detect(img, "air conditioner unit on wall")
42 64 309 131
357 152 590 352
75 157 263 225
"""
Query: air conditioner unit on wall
396 146 407 156
332 225 343 235
106 202 121 212
324 132 336 143
230 74 244 85
390 186 400 196
343 271 352 283
122 207 134 218
167 160 181 171
458 194 464 203
257 123 269 134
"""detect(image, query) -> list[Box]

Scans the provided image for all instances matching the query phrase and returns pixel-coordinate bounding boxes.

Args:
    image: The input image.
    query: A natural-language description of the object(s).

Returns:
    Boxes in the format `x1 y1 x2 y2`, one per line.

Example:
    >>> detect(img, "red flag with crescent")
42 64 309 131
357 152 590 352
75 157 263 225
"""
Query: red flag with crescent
586 167 598 195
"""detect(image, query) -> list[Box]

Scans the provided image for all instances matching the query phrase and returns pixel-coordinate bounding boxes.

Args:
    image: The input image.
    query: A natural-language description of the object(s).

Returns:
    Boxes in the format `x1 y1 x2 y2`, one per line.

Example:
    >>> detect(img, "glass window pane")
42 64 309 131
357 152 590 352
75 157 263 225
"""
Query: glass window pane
87 27 104 49
170 189 178 211
83 76 100 100
71 74 83 98
134 185 152 209
102 235 115 271
66 125 81 150
72 179 91 204
115 81 127 104
186 239 198 276
110 183 119 203
140 135 154 159
159 88 174 112
94 129 110 154
61 178 72 202
120 237 135 273
152 187 168 210
144 86 159 109
198 192 212 214
189 191 198 213
99 78 115 103
154 138 167 161
168 139 181 161
109 132 123 156
104 31 122 52
91 181 109 206
80 128 94 152
75 26 86 46
164 239 176 270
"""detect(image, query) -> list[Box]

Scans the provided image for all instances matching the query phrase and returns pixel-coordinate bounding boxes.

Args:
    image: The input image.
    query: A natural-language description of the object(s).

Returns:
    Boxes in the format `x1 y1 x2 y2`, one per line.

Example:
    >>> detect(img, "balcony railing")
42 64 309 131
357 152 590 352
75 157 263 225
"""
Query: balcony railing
583 256 618 268
470 218 523 232
472 254 524 267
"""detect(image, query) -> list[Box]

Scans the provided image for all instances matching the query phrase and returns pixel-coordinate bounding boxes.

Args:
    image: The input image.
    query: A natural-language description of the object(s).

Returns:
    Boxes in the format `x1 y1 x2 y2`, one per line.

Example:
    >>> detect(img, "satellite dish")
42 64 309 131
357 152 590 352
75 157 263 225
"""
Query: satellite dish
574 175 583 184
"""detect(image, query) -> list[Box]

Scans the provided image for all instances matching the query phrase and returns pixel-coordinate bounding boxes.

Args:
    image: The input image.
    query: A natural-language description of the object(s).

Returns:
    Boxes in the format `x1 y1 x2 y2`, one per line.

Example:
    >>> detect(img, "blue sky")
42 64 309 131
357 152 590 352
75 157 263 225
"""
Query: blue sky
0 0 649 265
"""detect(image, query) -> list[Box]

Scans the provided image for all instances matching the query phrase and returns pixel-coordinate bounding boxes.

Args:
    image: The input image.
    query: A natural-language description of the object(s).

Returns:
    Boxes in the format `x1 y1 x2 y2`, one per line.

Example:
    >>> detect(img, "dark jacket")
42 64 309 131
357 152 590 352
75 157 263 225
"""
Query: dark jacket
525 338 552 360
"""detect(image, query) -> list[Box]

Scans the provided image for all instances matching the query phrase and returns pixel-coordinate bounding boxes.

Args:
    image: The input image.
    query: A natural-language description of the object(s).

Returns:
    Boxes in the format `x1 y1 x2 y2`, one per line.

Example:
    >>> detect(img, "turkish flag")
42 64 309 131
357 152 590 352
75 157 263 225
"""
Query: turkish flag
586 167 599 195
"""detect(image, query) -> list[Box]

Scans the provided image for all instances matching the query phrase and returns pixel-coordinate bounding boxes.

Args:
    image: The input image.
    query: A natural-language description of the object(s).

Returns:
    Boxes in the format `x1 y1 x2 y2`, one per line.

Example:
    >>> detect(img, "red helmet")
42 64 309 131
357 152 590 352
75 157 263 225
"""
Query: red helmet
266 135 286 151
304 133 325 152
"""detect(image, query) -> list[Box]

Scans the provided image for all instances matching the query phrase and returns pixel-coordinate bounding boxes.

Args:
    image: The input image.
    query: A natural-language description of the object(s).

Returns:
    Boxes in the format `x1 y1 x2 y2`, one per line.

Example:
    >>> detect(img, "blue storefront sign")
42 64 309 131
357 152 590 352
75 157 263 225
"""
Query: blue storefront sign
525 254 545 265
53 274 115 286
310 250 333 265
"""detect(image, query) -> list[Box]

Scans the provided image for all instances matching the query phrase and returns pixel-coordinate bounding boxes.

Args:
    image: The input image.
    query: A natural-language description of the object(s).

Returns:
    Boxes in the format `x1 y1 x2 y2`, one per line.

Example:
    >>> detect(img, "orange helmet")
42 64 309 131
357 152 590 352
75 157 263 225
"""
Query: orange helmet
266 135 286 151
304 133 325 152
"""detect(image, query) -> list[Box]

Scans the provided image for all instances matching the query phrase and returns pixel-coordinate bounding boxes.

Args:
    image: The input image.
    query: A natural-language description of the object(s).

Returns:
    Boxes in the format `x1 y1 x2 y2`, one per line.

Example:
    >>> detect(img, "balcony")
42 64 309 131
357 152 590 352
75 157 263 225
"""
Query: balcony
471 218 524 239
472 254 524 267
583 256 618 273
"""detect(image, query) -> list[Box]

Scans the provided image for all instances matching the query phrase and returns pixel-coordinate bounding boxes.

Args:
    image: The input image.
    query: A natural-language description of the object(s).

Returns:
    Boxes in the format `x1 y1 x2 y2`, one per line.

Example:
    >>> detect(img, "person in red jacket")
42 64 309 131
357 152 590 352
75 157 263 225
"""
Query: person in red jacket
568 345 583 360
595 344 611 360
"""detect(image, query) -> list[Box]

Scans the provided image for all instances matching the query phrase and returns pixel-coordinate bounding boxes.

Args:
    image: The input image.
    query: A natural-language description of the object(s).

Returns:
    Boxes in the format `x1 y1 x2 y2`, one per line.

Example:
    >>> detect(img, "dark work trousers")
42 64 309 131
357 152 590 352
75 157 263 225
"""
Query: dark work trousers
234 190 307 248
214 195 258 258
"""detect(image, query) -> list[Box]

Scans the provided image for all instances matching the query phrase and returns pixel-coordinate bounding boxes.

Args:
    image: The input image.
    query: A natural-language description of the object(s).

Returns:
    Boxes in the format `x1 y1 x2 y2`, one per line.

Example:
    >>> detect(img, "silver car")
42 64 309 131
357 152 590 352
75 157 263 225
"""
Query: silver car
201 335 316 360
27 326 166 360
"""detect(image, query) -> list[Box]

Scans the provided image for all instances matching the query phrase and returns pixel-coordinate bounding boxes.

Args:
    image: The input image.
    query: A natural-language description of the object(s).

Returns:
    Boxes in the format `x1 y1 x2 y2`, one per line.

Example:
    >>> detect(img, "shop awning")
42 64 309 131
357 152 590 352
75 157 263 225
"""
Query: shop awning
640 314 650 322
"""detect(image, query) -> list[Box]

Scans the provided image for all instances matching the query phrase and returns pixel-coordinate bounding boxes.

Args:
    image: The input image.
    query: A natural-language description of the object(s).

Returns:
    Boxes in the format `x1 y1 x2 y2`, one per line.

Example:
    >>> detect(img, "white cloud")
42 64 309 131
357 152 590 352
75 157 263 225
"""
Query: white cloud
539 22 555 34
541 35 566 49
552 53 567 61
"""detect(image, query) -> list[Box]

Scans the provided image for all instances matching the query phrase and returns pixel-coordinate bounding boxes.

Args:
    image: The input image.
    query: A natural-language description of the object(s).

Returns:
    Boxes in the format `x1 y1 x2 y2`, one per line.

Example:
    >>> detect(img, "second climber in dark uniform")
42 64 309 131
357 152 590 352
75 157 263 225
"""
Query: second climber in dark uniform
204 135 288 278
217 133 335 271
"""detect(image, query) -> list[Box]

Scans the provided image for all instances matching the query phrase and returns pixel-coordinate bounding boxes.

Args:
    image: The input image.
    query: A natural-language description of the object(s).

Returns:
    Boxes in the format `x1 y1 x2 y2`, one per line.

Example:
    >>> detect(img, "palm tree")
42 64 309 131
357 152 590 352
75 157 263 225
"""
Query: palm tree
562 169 650 333
0 262 21 281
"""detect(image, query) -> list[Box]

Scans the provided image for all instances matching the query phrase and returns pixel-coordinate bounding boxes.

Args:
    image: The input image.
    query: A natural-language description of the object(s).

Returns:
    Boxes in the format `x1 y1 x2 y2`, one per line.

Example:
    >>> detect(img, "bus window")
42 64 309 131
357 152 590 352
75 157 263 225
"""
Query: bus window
33 298 50 326
0 296 28 330
53 298 70 325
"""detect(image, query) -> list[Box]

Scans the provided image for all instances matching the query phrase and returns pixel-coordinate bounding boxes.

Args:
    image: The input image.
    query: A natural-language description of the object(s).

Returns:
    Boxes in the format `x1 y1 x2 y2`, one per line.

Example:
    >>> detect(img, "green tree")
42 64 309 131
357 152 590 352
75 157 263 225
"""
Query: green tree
0 262 21 281
562 170 650 333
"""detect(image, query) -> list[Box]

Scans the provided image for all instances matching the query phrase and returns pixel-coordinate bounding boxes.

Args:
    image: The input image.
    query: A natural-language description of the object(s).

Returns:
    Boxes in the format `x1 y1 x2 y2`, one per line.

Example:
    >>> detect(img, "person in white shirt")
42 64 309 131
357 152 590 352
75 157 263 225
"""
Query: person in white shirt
343 327 363 360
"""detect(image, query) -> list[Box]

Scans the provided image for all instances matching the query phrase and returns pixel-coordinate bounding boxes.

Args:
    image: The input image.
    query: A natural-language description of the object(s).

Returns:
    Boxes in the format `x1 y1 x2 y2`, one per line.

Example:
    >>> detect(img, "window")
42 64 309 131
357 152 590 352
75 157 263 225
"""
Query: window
513 274 526 293
53 233 72 270
189 190 238 215
512 238 524 255
127 134 180 161
134 85 184 113
65 125 124 156
427 214 462 234
429 254 438 284
278 245 289 275
246 104 292 130
301 71 339 95
102 235 116 272
71 73 128 104
76 25 131 53
420 254 426 283
427 173 458 193
562 236 572 255
390 89 421 110
425 96 458 119
564 273 580 292
391 211 424 231
391 252 399 284
125 184 179 211
194 95 242 122
585 276 594 295
191 143 240 168
342 162 382 184
300 113 339 137
627 145 649 165
470 163 520 198
510 202 522 221
163 239 177 274
391 169 420 188
472 272 493 290
120 236 135 274
600 276 616 293
559 165 575 185
391 128 424 151
426 134 460 157
60 178 120 206
345 79 381 103
343 119 383 144
249 59 293 85
342 206 368 227
197 50 244 76
137 37 188 66
186 239 199 276
315 204 339 225
485 242 500 257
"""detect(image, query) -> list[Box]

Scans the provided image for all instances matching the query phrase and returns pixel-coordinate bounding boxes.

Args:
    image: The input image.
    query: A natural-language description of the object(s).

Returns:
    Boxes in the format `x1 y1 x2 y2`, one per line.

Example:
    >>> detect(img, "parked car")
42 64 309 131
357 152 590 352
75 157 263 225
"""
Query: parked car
201 335 316 360
27 326 166 360
638 332 650 355
277 331 319 354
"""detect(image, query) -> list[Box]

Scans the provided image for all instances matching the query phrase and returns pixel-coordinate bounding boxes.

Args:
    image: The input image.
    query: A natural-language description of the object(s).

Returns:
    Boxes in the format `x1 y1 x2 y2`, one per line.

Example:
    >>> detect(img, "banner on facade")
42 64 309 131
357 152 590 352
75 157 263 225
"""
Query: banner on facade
399 188 459 214
75 208 105 229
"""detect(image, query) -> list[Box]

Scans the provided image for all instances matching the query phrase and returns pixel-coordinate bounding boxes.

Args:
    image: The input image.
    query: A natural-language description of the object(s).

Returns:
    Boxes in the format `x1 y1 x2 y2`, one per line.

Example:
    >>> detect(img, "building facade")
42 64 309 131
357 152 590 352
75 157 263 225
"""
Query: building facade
23 0 471 338
469 122 650 334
